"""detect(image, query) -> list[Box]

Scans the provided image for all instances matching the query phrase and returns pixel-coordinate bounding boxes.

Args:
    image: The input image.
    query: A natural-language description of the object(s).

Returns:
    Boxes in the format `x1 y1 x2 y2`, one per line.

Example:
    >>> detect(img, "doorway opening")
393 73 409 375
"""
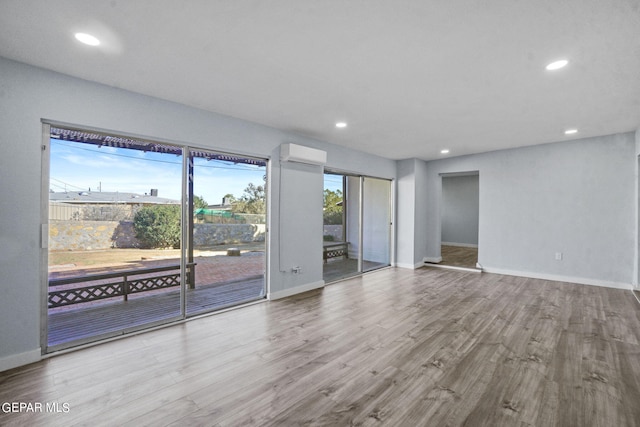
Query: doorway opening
438 172 480 271
43 124 267 351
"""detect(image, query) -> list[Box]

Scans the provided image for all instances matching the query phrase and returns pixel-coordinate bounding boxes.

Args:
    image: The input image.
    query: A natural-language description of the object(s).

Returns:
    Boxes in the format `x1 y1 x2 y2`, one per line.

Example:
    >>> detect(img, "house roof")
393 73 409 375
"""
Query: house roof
49 191 179 205
0 1 638 160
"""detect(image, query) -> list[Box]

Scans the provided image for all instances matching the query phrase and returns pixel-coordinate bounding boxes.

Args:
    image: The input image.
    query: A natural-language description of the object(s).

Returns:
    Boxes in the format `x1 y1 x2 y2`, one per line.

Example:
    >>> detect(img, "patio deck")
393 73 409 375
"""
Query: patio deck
48 277 265 348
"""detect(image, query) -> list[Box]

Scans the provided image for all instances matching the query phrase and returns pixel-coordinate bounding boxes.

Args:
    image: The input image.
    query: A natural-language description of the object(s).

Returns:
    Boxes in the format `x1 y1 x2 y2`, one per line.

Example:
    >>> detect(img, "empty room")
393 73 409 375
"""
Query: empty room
1 1 640 426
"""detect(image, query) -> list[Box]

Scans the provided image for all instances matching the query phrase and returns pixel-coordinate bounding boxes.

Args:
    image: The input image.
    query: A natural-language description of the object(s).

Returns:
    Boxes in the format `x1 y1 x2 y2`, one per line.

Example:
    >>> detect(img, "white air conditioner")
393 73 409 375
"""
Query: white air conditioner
280 143 327 166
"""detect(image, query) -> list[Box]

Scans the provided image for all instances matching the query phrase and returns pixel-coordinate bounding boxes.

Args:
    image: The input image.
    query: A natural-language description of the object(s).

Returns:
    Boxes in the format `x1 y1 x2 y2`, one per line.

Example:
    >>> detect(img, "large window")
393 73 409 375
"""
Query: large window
44 124 267 351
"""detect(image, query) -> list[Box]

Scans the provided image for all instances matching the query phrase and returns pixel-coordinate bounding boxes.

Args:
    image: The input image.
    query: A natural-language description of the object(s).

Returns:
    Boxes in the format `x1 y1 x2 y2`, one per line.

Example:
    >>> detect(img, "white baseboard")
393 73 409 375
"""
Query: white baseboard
268 280 325 300
423 256 443 264
396 261 425 270
424 263 482 273
482 266 632 290
441 242 479 248
0 348 41 373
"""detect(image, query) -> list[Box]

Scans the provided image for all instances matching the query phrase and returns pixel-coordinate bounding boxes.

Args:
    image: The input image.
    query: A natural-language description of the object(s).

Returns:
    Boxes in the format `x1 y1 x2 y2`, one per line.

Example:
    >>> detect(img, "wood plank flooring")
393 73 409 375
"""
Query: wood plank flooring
323 258 388 283
2 268 640 426
440 244 479 269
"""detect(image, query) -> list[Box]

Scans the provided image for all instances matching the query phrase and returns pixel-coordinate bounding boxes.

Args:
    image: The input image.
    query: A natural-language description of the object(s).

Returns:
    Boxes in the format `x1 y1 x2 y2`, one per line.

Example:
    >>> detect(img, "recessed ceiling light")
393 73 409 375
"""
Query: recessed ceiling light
440 149 450 154
546 59 569 71
335 122 347 128
75 33 100 46
564 129 578 135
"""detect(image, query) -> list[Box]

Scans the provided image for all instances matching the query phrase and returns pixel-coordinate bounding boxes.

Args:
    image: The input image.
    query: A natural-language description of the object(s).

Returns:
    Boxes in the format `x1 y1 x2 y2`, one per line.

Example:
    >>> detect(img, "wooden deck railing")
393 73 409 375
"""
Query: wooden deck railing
323 241 349 263
48 263 196 308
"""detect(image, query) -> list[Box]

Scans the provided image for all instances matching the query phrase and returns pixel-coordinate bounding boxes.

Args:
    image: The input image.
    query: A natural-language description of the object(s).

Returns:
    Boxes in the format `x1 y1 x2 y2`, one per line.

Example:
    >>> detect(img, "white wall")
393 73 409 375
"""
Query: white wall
395 160 416 268
395 159 429 268
441 174 479 246
270 159 324 297
422 133 636 287
0 57 396 371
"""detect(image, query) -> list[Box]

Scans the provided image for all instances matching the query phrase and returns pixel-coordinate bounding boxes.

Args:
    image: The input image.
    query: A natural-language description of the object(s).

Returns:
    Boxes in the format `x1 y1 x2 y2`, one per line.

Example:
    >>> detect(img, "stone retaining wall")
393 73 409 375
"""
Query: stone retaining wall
49 220 134 251
323 225 343 241
193 223 265 246
49 220 266 251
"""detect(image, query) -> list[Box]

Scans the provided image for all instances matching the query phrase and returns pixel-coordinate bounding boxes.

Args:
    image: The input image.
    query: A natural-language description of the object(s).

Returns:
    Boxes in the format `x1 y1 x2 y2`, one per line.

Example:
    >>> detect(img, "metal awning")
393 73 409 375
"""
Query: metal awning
50 126 266 166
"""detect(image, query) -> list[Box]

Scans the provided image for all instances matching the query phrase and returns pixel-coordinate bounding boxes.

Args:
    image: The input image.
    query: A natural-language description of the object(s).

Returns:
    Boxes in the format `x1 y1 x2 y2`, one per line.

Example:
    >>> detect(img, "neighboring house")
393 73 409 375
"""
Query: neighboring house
49 190 179 221
49 189 179 205
207 197 233 211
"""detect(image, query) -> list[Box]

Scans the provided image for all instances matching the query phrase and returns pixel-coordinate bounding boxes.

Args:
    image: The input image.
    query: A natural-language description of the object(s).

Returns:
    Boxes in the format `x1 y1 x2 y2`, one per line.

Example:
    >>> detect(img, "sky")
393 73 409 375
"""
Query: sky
323 173 343 194
50 139 267 205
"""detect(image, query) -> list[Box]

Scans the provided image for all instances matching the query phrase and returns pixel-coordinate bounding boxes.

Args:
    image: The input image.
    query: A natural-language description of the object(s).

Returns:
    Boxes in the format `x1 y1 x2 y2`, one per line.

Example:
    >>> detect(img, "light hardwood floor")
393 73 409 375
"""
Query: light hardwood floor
2 268 640 426
440 244 479 269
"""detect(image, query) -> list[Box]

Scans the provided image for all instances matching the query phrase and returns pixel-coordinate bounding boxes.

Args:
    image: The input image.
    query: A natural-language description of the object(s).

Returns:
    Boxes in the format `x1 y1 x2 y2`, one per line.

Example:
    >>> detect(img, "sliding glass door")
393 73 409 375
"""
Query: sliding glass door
46 127 184 350
185 148 267 316
323 172 391 283
362 177 392 272
323 173 359 282
44 124 268 351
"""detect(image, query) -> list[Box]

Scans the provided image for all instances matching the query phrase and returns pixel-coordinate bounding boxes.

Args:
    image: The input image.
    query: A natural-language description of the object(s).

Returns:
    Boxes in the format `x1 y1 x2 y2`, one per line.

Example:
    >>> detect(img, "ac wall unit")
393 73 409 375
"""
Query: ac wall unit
280 143 327 166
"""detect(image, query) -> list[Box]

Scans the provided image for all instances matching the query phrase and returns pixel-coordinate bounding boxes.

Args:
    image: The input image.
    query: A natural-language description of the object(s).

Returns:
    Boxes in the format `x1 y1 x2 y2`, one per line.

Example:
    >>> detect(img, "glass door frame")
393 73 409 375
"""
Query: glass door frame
41 121 269 353
323 169 394 282
183 146 269 317
362 176 393 273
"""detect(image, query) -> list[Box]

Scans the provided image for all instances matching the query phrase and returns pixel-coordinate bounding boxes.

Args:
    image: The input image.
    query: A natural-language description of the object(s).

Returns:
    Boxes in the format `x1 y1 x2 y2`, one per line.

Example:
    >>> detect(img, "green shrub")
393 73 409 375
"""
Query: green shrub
323 211 343 225
133 205 181 249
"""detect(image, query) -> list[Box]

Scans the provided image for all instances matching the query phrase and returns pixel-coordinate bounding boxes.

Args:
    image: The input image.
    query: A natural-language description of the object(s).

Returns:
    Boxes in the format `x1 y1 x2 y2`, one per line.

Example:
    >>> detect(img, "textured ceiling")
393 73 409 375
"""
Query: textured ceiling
1 0 639 160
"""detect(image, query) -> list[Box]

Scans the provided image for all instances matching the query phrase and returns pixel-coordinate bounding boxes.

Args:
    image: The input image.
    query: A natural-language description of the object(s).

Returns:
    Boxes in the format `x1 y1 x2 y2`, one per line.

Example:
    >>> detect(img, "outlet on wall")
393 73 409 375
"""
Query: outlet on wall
555 252 563 261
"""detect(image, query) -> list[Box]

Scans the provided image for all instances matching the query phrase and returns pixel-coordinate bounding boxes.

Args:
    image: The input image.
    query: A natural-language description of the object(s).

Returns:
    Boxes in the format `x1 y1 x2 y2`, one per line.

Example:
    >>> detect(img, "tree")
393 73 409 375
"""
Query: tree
231 183 266 214
323 189 343 225
193 195 208 210
133 205 181 248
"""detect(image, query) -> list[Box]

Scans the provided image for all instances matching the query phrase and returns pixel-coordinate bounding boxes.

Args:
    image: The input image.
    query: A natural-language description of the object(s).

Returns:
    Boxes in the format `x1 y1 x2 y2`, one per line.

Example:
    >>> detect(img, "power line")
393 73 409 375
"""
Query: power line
51 140 264 172
50 177 87 191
